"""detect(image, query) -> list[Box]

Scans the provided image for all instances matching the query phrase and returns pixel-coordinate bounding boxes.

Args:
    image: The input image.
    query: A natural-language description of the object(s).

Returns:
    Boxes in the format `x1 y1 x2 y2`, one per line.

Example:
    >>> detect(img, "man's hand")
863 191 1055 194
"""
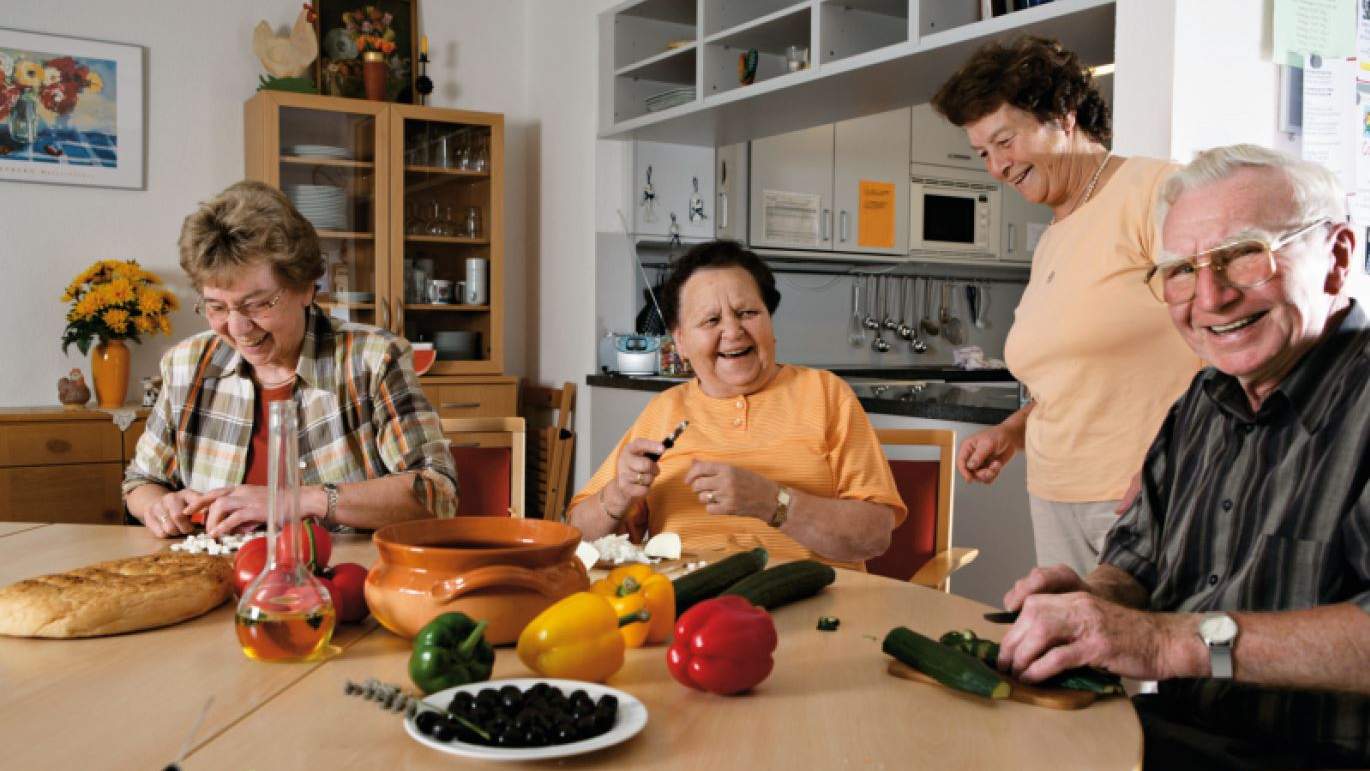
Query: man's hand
683 460 780 520
996 591 1192 683
1002 564 1089 612
956 425 1018 485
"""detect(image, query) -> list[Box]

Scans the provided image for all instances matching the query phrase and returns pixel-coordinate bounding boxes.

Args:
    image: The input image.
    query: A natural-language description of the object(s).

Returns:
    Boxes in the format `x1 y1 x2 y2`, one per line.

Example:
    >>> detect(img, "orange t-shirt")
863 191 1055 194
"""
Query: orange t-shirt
243 381 297 486
570 365 907 568
1004 157 1202 502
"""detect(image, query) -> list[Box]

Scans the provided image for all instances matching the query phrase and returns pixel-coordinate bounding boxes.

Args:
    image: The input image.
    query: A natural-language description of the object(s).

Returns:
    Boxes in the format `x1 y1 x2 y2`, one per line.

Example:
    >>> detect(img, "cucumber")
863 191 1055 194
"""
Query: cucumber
883 626 1010 700
723 560 836 610
939 628 1124 696
672 547 768 615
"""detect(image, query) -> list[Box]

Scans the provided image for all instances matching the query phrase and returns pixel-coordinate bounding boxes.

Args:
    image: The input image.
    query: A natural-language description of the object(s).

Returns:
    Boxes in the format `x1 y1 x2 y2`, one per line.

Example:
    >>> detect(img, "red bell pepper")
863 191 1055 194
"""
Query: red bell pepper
666 595 777 695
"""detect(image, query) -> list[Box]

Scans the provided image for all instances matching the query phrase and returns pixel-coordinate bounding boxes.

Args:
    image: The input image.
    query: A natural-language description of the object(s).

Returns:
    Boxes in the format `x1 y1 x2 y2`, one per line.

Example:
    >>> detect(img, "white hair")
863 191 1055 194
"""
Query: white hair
1154 144 1348 237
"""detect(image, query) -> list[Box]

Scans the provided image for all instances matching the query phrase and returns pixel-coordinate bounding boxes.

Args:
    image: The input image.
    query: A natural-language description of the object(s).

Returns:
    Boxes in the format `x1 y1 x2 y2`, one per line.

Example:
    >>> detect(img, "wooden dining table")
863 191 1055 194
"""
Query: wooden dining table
0 524 1142 770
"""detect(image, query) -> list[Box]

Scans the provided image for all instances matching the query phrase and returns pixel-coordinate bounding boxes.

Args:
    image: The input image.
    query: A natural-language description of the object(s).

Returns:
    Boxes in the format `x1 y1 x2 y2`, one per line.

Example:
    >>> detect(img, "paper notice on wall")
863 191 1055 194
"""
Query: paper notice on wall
762 189 821 246
1352 84 1370 223
1359 0 1370 77
857 180 896 249
1301 54 1358 192
1274 0 1356 60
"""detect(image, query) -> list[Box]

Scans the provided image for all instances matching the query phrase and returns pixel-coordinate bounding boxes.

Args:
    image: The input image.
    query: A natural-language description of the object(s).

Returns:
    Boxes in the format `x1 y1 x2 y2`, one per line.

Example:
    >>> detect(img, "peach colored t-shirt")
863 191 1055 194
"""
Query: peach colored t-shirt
570 365 906 569
1004 157 1202 502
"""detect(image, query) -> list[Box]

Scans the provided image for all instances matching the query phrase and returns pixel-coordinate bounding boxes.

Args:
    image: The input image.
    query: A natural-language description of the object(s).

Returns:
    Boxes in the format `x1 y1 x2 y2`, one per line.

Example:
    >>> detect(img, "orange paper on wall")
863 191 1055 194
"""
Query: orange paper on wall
858 180 896 249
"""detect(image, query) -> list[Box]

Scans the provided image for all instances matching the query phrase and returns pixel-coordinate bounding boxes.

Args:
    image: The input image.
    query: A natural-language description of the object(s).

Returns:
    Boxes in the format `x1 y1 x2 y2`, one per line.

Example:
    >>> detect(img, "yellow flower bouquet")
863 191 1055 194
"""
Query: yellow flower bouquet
61 259 178 355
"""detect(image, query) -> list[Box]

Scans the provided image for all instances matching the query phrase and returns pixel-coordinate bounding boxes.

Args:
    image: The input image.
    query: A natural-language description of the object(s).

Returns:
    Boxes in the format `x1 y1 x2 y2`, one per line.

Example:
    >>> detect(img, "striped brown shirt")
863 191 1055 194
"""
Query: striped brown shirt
1103 300 1370 762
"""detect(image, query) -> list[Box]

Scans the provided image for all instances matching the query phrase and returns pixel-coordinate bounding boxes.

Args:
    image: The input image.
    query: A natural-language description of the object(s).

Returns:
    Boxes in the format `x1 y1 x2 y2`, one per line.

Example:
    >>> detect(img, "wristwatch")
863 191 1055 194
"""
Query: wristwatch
322 483 340 530
768 486 792 528
1198 612 1238 679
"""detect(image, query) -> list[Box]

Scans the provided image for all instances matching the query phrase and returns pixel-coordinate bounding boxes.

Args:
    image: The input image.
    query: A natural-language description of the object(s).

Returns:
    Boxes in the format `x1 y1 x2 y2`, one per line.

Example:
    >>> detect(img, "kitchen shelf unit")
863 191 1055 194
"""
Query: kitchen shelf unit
600 0 1115 145
245 91 505 376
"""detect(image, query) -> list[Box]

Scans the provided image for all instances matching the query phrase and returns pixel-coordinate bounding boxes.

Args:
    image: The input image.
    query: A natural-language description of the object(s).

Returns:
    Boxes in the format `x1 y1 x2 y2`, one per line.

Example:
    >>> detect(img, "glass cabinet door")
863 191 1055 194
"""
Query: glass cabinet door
276 104 387 329
396 114 493 371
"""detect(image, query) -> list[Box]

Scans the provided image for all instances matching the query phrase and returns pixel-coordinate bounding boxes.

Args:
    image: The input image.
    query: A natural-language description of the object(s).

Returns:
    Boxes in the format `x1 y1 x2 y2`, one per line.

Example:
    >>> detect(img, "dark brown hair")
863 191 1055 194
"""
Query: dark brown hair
659 240 781 330
931 35 1111 146
178 180 325 292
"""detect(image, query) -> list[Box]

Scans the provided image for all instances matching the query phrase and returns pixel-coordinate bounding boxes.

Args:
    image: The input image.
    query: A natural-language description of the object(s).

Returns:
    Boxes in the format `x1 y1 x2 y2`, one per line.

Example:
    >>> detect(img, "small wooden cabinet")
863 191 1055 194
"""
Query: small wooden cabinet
245 91 506 375
0 407 147 525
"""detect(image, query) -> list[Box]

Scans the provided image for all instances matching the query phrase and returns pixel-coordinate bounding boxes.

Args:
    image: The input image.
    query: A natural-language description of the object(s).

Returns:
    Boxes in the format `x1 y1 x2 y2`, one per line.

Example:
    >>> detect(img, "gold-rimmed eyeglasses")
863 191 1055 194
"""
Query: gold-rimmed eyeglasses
194 289 285 322
1145 218 1332 304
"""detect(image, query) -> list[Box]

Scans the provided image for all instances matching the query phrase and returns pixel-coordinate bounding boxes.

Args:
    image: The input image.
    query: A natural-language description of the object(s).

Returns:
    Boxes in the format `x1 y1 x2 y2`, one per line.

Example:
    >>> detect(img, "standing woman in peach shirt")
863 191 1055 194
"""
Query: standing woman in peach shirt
932 36 1201 575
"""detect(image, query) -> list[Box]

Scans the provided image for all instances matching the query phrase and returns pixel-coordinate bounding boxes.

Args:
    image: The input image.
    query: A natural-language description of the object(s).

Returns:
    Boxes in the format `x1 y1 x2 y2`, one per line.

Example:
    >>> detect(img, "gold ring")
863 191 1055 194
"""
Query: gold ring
706 492 716 505
635 472 646 485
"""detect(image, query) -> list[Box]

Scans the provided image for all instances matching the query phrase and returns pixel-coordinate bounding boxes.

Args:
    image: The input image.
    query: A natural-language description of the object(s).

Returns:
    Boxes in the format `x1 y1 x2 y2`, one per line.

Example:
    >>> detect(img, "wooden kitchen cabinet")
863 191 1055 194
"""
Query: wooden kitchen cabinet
245 92 506 375
0 407 147 525
749 106 909 255
910 102 981 171
420 375 519 420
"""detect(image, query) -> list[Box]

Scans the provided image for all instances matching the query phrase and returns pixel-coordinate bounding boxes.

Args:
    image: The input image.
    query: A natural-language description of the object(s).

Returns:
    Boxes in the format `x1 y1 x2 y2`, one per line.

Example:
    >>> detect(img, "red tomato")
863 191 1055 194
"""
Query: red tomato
325 562 370 623
277 519 332 569
232 537 268 597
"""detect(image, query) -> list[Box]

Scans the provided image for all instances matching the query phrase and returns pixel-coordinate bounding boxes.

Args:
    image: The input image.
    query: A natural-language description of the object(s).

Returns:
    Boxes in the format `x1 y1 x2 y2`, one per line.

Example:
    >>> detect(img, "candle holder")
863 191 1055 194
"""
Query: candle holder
416 53 433 106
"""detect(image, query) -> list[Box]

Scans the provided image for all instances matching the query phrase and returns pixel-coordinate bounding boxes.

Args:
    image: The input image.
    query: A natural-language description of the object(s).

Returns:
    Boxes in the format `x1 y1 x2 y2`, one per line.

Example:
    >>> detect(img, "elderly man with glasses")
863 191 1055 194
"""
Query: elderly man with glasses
993 145 1369 769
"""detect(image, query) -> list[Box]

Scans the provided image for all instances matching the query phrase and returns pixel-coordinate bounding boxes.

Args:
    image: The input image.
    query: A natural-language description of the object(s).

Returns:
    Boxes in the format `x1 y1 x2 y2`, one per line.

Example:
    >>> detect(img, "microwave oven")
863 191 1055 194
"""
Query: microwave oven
908 163 1001 257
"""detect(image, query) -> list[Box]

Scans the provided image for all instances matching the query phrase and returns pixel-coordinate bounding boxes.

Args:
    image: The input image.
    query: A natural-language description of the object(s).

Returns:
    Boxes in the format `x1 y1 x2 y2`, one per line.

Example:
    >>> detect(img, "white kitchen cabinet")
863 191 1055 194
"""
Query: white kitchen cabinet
749 107 909 255
632 140 716 240
715 142 748 242
910 103 981 172
748 123 835 250
1000 186 1054 264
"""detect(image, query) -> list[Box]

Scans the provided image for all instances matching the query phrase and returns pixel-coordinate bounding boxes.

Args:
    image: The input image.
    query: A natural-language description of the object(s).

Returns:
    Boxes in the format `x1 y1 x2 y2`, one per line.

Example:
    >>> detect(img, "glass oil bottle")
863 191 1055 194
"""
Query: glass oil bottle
235 401 336 661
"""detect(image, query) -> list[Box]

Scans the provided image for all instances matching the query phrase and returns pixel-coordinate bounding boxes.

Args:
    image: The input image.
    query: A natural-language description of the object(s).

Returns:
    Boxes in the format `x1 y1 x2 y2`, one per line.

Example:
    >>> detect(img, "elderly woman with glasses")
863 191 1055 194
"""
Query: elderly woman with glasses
124 180 457 538
932 36 1202 576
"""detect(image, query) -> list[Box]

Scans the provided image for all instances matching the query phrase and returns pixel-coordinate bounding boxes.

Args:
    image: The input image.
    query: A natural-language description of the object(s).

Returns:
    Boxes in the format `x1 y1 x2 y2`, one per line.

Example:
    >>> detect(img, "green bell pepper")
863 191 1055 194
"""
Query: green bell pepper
408 612 495 694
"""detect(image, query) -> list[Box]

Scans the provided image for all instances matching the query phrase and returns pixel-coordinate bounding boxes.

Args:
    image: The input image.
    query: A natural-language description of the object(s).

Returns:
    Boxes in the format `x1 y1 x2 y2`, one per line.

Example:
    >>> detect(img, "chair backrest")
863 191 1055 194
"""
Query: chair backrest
520 382 577 521
440 417 527 518
866 428 956 581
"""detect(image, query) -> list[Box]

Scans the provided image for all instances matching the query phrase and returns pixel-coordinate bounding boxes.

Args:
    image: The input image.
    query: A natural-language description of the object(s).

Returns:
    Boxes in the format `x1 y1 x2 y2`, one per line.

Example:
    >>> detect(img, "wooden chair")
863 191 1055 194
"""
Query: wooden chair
520 382 577 521
866 428 979 592
440 417 526 518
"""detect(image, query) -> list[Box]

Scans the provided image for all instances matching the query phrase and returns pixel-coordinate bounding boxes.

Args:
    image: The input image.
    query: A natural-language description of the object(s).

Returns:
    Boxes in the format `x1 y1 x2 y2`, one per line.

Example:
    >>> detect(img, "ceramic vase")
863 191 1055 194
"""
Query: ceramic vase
91 338 130 408
362 51 387 101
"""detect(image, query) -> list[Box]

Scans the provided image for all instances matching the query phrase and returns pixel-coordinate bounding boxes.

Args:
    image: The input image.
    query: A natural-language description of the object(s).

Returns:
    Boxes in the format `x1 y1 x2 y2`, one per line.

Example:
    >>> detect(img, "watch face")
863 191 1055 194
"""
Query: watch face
1200 614 1238 644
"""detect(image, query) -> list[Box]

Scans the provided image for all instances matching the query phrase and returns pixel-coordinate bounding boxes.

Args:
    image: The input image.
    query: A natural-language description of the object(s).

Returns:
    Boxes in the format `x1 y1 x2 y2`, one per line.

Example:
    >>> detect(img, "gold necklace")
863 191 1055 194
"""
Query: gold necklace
257 372 297 389
1050 152 1111 225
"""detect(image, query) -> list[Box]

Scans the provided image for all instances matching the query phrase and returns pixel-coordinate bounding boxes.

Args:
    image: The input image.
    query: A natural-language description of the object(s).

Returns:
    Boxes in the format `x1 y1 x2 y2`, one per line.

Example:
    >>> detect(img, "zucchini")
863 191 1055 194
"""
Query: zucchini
938 629 1124 696
883 626 1010 700
672 547 768 615
723 560 836 610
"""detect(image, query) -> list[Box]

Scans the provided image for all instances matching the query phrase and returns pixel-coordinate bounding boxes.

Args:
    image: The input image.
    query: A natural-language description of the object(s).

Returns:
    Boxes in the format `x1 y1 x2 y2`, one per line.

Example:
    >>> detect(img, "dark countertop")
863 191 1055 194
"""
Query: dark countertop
587 371 1020 425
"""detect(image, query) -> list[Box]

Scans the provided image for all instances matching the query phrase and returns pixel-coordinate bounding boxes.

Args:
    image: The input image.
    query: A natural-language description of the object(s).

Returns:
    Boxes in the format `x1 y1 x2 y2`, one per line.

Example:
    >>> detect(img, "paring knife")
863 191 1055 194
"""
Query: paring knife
983 609 1020 624
644 420 689 462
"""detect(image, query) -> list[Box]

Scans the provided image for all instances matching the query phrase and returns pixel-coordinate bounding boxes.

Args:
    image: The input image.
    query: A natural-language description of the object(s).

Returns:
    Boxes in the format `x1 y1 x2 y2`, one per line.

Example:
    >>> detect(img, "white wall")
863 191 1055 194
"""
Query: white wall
0 0 533 407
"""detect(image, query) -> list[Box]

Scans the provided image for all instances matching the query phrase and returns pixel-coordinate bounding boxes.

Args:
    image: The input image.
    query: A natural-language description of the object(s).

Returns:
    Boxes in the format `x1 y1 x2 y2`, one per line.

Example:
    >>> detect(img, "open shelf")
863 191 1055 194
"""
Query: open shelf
703 0 807 37
613 0 697 70
616 41 697 81
702 5 811 98
819 0 909 66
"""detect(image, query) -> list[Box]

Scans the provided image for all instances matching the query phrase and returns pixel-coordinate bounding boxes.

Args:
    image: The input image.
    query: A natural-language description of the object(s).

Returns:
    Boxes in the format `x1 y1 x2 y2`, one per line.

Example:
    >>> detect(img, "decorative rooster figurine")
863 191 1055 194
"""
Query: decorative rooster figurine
57 368 91 409
253 4 320 93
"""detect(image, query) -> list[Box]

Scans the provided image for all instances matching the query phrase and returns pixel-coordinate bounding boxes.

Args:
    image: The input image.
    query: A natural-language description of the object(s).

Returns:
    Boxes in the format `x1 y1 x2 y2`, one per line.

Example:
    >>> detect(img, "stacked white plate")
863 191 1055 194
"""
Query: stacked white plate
645 87 694 113
284 144 353 160
286 184 349 231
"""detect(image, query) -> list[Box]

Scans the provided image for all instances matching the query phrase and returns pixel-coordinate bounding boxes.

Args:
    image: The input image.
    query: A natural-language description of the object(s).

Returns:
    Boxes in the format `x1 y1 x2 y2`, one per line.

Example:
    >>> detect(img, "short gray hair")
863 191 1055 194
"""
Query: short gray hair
1155 144 1347 239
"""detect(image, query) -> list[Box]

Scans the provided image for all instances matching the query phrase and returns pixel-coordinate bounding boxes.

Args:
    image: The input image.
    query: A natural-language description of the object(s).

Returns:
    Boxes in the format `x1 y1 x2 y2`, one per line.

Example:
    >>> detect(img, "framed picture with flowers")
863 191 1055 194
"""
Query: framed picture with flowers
0 28 145 189
315 1 418 103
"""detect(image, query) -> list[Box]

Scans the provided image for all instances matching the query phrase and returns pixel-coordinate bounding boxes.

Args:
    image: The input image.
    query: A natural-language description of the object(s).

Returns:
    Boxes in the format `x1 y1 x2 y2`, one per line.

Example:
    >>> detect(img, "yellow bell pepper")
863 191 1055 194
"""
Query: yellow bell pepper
590 564 676 647
517 591 643 683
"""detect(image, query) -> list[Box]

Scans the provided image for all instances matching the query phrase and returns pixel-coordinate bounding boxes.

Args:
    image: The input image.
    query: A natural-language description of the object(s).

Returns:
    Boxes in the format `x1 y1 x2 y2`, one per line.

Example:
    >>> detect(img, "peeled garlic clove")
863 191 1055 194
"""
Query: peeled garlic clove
644 532 682 560
575 541 600 573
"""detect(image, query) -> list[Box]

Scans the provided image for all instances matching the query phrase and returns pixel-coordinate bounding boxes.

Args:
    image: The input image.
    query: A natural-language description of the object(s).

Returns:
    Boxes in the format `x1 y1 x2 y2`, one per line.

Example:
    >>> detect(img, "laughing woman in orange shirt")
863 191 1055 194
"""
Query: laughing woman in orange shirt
567 241 906 567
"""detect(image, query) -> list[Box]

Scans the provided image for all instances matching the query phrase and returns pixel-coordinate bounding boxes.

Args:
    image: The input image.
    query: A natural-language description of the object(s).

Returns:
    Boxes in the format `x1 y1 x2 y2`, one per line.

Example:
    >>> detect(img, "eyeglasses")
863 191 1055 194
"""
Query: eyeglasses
1145 218 1331 304
194 289 285 322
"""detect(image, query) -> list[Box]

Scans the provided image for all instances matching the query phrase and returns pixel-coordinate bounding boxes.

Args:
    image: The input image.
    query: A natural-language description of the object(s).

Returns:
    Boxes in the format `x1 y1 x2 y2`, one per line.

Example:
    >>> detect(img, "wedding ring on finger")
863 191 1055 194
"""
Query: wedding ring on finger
634 472 646 485
705 491 717 505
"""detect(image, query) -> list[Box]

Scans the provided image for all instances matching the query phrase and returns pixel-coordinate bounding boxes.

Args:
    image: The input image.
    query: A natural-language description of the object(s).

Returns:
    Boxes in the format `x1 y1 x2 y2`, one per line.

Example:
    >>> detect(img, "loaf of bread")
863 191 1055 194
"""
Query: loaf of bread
0 552 233 638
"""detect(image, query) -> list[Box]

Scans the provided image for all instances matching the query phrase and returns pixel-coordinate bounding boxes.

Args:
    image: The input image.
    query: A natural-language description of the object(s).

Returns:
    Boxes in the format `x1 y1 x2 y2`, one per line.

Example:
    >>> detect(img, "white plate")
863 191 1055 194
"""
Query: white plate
404 678 648 762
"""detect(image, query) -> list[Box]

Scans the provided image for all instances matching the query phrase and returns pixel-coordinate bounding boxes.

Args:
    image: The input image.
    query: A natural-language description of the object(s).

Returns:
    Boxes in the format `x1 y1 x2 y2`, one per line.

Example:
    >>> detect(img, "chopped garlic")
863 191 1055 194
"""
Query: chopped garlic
170 531 263 555
643 532 682 560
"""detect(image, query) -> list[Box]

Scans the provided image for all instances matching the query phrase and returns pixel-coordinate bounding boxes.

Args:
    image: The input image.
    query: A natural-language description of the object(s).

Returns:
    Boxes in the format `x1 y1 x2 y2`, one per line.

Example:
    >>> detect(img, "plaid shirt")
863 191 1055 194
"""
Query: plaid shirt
124 305 458 518
1104 300 1370 762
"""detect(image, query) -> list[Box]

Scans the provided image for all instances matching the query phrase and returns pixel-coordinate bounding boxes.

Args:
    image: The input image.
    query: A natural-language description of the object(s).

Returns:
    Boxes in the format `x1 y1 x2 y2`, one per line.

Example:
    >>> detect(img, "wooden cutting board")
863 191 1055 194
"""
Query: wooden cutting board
887 660 1098 710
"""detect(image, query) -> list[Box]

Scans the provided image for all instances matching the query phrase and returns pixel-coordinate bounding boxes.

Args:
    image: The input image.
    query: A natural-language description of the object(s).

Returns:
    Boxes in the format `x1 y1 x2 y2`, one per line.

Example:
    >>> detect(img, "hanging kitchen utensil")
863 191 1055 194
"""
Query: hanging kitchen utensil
848 275 866 347
688 176 707 223
882 275 898 331
943 282 965 345
910 277 929 354
975 280 989 329
863 275 880 330
965 283 980 333
921 277 940 337
897 277 914 340
871 278 891 353
640 165 657 223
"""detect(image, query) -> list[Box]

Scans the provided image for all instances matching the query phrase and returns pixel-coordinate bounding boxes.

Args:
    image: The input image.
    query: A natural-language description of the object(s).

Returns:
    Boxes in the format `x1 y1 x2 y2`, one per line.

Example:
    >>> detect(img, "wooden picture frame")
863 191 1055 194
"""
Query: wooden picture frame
314 0 418 103
0 28 145 189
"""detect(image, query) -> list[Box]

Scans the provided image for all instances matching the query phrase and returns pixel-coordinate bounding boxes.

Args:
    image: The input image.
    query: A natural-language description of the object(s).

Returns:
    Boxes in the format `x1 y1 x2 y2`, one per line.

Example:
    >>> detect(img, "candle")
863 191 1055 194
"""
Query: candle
420 35 428 56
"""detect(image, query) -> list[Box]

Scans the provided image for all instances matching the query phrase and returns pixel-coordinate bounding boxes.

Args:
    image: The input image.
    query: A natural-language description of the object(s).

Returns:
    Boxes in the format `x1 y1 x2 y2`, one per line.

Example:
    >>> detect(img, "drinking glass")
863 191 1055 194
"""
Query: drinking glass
464 206 482 239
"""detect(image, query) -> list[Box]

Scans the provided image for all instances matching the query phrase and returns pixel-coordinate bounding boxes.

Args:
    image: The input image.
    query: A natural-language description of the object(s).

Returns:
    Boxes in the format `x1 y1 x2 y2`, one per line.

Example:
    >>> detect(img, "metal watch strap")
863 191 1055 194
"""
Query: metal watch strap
1209 641 1233 679
322 483 339 529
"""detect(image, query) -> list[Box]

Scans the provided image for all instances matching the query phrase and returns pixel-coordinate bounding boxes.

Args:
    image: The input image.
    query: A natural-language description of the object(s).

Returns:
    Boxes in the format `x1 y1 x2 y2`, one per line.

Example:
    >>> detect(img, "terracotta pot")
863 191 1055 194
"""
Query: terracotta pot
365 517 590 643
362 51 387 101
91 338 130 408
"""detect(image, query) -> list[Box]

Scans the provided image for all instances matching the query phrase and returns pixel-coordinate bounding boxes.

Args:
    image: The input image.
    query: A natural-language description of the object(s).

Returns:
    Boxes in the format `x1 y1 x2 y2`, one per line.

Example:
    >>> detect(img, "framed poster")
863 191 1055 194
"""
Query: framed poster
0 28 145 189
315 0 418 103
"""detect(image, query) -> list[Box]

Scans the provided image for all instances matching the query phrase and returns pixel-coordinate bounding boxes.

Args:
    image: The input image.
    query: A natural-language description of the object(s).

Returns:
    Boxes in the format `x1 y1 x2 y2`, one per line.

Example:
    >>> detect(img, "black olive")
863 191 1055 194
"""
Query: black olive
415 710 440 735
477 688 500 701
556 723 578 743
575 715 596 737
499 685 523 708
451 691 475 710
432 720 458 742
525 726 548 747
596 694 619 713
495 727 520 747
544 685 564 700
592 709 614 735
569 688 589 703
